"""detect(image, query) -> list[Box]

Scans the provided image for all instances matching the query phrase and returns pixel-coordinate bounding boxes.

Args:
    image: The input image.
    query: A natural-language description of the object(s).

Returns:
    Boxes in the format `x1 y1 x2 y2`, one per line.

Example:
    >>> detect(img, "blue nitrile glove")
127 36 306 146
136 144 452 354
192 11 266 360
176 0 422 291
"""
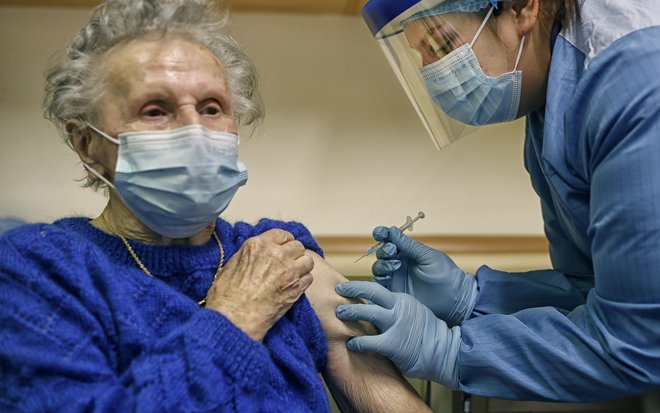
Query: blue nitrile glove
372 226 478 326
335 281 461 388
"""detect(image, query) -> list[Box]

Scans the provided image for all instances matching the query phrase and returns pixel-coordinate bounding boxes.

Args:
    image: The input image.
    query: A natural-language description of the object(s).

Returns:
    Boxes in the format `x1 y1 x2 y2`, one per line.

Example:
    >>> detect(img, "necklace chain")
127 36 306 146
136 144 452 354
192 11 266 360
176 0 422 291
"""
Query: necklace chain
99 212 224 306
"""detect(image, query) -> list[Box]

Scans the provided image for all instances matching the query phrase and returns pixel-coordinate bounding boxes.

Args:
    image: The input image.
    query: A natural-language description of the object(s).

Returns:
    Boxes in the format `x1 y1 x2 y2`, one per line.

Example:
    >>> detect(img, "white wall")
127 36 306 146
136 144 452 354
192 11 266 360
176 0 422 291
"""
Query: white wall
0 6 544 236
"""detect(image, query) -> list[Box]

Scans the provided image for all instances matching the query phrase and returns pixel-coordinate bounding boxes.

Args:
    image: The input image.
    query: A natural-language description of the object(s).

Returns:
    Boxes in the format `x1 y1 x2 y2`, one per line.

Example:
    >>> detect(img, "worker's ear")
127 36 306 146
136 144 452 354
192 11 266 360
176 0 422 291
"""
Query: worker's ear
508 0 540 36
66 120 109 181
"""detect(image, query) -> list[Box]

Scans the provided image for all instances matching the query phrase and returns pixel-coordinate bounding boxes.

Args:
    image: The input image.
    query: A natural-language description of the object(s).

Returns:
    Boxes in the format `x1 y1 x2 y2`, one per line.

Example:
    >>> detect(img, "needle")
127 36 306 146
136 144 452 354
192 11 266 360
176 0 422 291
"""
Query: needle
354 211 426 263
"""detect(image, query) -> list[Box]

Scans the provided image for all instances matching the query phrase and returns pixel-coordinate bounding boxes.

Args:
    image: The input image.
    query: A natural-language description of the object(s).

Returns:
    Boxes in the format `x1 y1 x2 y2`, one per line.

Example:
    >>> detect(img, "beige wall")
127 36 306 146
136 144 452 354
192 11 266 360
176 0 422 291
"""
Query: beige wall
0 6 544 237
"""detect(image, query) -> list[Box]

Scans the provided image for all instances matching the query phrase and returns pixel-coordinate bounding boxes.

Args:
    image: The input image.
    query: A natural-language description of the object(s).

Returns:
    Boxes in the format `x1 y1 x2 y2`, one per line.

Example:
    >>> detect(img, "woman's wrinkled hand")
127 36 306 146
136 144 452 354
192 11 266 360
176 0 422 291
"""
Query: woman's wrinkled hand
205 229 314 342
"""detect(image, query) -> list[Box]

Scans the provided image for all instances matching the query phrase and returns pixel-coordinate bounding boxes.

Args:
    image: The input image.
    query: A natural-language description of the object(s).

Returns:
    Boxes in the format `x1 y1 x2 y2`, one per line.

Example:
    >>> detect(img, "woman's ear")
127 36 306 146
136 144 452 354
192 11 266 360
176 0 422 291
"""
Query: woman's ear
66 120 108 181
66 120 95 164
510 0 541 36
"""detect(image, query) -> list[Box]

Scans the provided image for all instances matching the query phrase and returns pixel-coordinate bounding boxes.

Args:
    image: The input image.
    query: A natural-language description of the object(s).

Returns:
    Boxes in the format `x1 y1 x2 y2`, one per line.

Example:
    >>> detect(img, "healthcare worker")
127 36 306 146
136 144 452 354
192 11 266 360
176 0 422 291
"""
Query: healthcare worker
335 0 660 402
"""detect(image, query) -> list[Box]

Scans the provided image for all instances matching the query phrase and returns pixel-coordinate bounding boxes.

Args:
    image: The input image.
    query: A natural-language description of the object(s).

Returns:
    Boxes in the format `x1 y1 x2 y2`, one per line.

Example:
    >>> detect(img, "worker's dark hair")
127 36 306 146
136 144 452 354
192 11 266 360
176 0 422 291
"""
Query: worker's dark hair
495 0 581 29
553 0 580 28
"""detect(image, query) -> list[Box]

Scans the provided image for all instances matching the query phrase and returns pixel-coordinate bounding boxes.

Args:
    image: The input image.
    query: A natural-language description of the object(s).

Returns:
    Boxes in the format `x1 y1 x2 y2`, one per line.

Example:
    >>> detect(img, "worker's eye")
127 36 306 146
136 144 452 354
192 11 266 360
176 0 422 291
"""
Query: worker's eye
437 41 453 56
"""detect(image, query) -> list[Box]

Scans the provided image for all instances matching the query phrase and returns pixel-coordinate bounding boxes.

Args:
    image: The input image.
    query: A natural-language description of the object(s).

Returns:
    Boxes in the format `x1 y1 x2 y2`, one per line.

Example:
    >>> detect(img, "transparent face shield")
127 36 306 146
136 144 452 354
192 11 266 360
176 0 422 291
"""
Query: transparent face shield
362 0 502 149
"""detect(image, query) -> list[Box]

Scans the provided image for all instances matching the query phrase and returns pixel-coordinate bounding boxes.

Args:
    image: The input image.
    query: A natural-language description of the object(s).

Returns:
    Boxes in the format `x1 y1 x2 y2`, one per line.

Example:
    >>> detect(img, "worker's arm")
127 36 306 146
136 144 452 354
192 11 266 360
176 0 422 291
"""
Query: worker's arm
458 28 660 401
304 251 432 413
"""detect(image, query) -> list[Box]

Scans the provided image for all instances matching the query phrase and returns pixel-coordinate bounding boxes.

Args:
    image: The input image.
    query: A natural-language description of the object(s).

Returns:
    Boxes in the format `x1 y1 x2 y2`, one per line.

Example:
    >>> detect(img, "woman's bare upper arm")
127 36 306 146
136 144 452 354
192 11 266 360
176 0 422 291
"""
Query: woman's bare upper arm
303 250 375 342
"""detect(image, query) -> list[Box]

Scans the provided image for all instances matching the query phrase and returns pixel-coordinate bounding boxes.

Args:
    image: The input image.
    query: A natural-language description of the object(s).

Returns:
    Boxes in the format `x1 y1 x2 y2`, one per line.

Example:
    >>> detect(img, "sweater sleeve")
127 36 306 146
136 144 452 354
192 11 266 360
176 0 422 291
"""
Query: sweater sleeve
243 218 324 257
0 227 272 413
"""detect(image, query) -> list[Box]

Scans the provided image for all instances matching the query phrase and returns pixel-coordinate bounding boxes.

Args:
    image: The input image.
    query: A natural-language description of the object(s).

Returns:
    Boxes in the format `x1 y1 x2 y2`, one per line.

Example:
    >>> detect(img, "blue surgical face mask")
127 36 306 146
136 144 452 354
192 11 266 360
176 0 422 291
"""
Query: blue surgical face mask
419 6 526 126
83 123 248 239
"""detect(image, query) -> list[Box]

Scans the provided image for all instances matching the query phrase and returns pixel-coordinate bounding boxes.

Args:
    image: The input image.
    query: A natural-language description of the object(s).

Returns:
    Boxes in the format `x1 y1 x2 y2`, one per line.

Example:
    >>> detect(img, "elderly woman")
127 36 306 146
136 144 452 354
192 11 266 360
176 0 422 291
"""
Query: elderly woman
0 1 431 412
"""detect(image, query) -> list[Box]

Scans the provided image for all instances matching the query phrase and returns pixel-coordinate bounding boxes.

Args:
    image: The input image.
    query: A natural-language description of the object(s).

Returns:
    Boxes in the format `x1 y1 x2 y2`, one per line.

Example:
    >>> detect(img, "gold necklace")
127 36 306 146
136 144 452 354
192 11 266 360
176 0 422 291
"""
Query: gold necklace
99 212 224 306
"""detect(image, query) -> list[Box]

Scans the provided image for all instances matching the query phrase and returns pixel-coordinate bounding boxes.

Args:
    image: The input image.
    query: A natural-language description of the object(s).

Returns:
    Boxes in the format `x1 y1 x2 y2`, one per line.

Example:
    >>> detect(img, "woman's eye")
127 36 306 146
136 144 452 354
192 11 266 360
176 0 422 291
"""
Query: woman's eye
201 104 222 116
144 108 166 117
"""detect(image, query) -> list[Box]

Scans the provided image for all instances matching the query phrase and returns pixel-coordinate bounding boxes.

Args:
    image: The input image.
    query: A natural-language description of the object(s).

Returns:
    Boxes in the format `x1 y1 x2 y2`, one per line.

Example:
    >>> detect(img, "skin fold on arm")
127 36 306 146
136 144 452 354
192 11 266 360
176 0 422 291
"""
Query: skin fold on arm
304 251 432 413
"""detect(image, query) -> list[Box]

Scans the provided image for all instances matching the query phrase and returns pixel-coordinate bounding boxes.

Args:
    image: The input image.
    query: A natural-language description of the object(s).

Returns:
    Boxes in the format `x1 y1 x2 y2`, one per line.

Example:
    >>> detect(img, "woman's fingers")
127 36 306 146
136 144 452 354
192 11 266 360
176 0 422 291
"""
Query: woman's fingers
205 230 316 342
293 253 314 276
258 228 295 245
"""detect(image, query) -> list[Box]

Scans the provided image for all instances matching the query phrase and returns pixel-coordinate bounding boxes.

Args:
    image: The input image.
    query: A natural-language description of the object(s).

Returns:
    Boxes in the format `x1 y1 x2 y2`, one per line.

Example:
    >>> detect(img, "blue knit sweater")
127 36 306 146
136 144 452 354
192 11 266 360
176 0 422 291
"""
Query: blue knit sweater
0 217 330 412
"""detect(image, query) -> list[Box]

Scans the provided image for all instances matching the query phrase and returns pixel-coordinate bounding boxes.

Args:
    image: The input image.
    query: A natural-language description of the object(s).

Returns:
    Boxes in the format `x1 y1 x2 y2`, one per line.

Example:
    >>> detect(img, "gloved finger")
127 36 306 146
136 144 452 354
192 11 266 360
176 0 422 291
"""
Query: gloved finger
336 303 393 331
388 226 429 261
371 258 401 276
372 274 392 289
376 242 398 259
346 335 392 358
335 281 397 310
372 226 390 242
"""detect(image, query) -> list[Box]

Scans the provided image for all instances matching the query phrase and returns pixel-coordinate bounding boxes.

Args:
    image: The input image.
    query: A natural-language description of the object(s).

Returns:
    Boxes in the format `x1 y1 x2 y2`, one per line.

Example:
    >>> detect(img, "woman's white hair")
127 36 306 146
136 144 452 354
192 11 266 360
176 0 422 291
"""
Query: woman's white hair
44 0 264 139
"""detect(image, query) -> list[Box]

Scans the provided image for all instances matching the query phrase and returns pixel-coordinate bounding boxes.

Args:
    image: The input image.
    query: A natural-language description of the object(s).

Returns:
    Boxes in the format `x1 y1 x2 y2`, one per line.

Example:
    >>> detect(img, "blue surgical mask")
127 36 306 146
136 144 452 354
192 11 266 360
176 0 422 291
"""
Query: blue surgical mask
419 6 525 126
84 124 248 239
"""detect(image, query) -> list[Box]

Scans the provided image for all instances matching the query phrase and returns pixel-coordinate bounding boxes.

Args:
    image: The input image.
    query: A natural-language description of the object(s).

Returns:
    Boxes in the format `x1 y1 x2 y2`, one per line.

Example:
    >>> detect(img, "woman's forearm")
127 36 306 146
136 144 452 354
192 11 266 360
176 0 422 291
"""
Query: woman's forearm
304 251 432 413
323 342 432 413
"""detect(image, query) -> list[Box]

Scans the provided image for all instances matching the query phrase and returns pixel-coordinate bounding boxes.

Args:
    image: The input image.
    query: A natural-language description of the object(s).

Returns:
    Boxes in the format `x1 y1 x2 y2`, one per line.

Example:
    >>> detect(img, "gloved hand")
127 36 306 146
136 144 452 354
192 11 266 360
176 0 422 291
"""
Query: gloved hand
335 281 461 387
371 226 478 326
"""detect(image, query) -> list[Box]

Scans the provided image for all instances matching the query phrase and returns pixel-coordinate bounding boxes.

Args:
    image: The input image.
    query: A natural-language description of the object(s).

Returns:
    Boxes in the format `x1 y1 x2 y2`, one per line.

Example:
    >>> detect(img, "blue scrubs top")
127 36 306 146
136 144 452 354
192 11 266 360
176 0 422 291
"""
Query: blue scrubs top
457 1 660 401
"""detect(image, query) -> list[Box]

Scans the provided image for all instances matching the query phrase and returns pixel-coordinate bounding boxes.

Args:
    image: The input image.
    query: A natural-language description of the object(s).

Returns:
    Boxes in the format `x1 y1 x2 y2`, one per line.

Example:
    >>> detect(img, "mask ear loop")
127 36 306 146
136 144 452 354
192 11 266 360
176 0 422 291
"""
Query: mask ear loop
513 35 526 71
470 6 495 47
86 123 120 145
83 163 116 189
82 122 118 188
469 6 526 72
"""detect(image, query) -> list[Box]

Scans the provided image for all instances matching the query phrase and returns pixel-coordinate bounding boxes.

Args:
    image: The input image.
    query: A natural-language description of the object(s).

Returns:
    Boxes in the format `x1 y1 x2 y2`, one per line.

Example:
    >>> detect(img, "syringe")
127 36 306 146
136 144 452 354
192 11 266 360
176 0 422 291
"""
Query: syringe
354 211 426 263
